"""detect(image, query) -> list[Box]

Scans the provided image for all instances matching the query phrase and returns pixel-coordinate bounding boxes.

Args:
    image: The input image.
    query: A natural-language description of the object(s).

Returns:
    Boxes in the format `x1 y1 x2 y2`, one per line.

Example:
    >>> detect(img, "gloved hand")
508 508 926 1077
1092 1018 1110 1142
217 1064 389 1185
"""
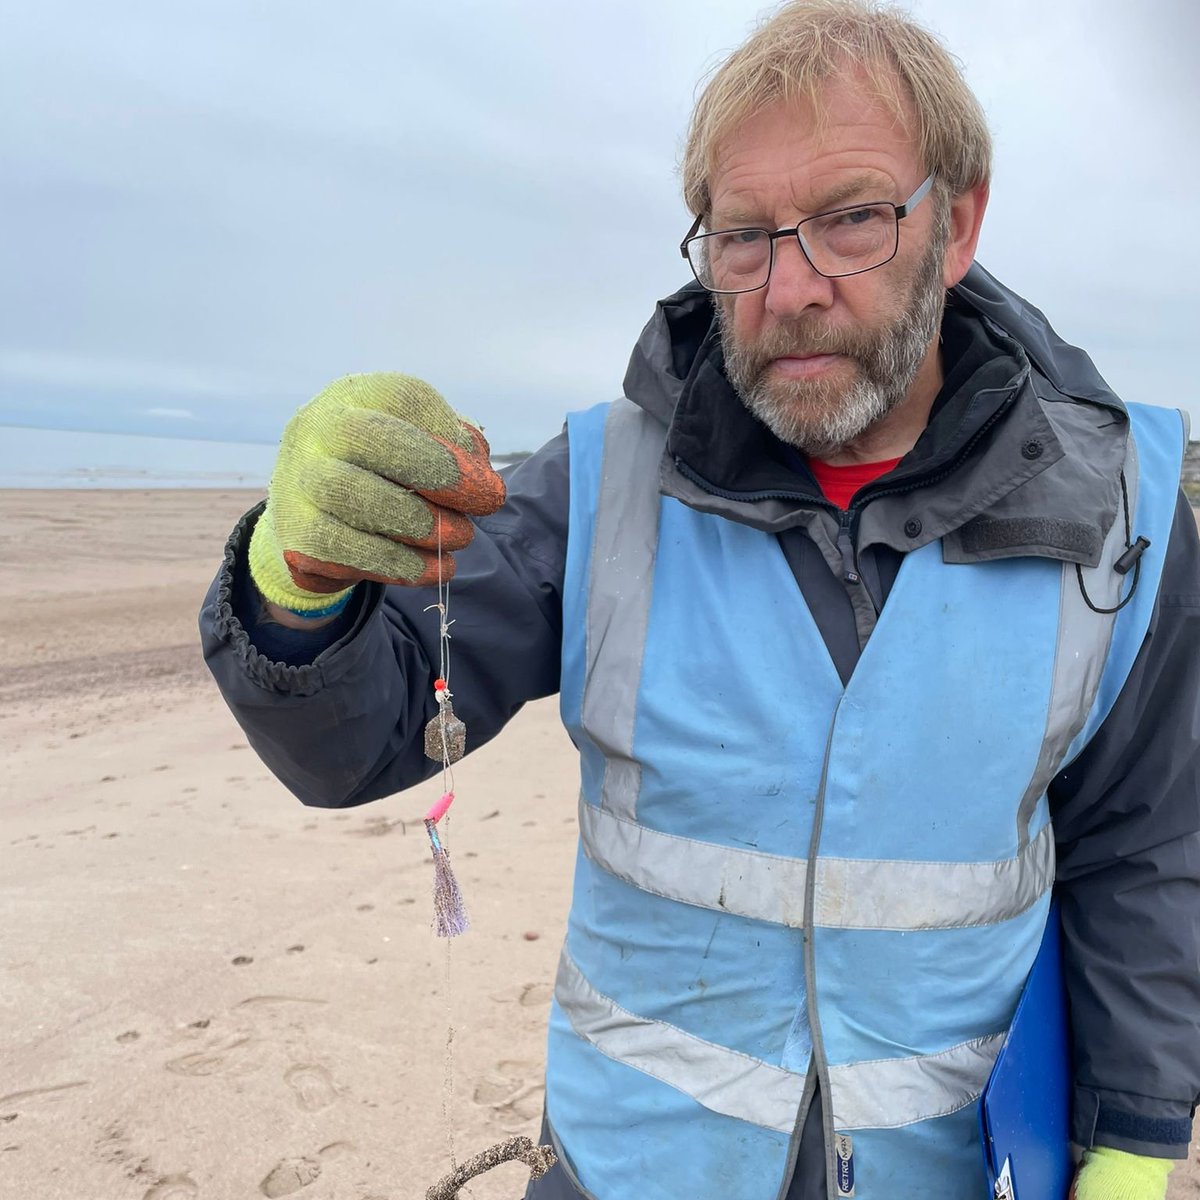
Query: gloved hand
248 373 506 614
1071 1146 1175 1200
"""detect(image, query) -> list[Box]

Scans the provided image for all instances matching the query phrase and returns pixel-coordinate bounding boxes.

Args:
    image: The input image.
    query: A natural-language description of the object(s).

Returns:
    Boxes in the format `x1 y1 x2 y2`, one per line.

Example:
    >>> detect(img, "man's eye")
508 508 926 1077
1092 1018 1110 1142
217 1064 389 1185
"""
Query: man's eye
731 229 767 245
837 207 878 226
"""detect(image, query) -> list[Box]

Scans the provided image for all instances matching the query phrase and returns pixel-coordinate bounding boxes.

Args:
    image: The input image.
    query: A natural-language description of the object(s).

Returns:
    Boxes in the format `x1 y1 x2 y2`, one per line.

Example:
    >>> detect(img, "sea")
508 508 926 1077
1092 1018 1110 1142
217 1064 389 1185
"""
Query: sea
0 425 278 489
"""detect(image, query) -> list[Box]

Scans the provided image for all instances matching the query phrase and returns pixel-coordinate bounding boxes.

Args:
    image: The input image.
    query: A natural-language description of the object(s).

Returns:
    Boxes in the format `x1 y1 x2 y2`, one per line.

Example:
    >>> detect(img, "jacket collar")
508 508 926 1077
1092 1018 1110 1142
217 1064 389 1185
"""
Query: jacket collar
622 264 1127 566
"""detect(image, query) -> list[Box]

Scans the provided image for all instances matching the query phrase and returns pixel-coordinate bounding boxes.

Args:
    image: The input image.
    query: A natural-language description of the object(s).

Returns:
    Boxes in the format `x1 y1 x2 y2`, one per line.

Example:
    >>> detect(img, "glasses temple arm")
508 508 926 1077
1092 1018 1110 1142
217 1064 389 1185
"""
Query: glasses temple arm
679 213 704 257
895 172 935 220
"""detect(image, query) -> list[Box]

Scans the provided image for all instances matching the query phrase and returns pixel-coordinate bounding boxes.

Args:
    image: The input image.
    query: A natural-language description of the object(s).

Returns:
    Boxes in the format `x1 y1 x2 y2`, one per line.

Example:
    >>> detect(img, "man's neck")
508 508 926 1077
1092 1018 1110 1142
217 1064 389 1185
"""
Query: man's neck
817 339 943 466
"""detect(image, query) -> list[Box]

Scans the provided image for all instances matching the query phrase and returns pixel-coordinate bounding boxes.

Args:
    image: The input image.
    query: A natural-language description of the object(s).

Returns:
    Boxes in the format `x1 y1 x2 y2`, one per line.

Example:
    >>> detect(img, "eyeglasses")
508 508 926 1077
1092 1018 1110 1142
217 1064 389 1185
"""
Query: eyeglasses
679 173 935 294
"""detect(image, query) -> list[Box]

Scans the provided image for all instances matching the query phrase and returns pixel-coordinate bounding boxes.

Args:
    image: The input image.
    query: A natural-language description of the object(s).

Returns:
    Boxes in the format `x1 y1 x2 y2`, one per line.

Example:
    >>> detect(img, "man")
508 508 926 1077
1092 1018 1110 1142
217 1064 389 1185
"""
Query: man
200 3 1200 1197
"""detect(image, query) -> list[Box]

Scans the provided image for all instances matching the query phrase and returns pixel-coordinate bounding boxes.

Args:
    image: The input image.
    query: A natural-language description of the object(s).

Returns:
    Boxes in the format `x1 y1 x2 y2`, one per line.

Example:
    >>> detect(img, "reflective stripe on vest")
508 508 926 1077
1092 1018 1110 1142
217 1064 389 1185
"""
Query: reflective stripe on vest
550 396 1185 1200
579 794 1056 931
577 393 664 823
1014 425 1141 842
558 943 1005 1133
556 947 808 1134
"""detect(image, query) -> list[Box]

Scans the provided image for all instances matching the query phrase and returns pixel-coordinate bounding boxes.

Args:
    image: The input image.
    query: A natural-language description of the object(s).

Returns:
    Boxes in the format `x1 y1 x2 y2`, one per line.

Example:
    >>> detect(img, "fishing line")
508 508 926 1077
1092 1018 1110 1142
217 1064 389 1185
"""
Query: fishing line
418 508 557 1199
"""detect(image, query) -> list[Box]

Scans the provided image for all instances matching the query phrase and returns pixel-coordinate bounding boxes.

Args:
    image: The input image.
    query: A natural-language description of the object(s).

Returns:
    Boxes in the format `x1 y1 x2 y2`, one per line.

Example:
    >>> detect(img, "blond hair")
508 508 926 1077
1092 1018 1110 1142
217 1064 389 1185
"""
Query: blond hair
682 0 991 218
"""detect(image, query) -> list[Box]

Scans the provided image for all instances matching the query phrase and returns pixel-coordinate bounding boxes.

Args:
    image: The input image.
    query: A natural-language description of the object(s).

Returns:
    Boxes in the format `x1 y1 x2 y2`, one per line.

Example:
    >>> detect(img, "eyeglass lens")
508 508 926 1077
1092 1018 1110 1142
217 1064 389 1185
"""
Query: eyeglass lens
687 203 900 292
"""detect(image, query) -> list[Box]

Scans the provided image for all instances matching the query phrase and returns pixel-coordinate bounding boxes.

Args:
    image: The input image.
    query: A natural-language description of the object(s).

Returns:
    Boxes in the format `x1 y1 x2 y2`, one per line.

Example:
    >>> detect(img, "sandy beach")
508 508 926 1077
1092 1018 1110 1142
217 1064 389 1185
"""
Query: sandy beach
1 488 1196 1200
1 489 578 1200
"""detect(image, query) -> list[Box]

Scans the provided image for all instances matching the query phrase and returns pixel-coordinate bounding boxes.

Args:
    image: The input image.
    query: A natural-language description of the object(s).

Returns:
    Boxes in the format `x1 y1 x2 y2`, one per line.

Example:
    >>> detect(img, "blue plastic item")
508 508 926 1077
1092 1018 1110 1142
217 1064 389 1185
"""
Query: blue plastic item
979 902 1074 1199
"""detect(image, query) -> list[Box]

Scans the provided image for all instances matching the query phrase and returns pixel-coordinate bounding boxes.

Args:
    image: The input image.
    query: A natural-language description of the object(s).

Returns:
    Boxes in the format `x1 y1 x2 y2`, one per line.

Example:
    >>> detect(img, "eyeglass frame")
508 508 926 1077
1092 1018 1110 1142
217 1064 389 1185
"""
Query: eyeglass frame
679 172 936 293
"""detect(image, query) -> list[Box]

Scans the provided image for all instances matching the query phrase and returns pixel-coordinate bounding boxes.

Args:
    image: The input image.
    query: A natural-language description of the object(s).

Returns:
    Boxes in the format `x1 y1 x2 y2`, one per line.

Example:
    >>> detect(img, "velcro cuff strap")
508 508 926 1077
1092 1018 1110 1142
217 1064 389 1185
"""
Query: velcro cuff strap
1095 1106 1193 1149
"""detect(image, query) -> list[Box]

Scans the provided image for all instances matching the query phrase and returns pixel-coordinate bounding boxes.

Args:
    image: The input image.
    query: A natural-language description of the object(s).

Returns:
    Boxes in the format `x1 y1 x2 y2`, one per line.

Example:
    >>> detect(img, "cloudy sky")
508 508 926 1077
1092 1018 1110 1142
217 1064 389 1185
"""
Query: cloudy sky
3 0 1196 452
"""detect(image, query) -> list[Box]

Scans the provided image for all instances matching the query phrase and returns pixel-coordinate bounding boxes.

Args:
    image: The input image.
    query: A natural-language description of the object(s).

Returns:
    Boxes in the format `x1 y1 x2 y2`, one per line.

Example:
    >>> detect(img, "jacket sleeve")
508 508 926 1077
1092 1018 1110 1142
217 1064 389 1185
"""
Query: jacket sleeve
1050 490 1200 1158
198 431 570 808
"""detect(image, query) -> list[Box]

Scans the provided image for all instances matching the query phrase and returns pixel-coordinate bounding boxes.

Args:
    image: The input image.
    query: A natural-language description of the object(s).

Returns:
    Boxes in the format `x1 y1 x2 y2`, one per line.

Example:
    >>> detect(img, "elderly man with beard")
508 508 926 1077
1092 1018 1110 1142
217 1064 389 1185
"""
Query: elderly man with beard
200 3 1199 1198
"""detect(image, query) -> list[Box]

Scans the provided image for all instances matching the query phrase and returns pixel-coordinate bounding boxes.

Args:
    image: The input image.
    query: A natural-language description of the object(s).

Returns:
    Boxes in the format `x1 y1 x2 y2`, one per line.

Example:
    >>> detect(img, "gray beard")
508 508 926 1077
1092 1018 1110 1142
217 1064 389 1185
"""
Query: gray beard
719 228 949 458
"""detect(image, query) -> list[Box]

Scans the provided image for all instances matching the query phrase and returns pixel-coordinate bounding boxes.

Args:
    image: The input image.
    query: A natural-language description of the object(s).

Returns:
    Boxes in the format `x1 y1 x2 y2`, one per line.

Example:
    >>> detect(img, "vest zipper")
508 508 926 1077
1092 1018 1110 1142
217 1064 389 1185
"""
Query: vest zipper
801 700 844 1200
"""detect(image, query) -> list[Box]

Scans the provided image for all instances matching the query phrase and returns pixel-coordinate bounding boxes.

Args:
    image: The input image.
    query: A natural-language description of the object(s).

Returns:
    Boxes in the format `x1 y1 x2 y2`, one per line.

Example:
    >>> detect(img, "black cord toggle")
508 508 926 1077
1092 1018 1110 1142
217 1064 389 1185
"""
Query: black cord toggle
1075 469 1145 615
1113 536 1151 577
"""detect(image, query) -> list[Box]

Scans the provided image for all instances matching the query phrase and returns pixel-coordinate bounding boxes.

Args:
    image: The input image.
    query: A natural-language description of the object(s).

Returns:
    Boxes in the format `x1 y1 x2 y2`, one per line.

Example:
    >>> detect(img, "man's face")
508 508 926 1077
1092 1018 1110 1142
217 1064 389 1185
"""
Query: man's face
709 76 950 458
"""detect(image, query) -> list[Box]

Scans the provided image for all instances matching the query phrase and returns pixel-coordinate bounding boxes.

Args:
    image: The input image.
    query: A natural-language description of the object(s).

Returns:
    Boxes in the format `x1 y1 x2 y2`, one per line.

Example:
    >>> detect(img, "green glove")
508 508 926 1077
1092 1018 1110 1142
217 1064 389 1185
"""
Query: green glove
1073 1146 1175 1200
249 373 507 614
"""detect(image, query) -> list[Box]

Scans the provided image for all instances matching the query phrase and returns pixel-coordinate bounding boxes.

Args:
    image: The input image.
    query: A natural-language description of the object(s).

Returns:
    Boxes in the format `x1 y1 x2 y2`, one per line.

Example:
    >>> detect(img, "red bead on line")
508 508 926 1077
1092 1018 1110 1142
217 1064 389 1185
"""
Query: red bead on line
434 678 447 693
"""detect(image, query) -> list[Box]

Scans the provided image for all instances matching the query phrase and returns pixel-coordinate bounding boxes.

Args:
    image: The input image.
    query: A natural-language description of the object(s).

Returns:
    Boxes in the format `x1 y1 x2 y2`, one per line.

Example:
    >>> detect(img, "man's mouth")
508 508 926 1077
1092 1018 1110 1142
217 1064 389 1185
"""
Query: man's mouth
768 353 845 379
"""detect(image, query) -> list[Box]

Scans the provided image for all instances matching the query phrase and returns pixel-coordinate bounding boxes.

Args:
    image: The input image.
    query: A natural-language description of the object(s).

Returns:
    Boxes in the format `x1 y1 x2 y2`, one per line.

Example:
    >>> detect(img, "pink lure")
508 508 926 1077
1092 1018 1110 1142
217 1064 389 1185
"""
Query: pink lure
425 791 455 824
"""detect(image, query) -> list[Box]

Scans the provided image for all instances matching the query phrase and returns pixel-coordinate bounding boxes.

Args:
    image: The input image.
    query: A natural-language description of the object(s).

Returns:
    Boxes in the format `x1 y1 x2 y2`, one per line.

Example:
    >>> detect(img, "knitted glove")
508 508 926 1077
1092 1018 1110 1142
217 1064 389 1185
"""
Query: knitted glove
249 373 506 614
1072 1146 1175 1200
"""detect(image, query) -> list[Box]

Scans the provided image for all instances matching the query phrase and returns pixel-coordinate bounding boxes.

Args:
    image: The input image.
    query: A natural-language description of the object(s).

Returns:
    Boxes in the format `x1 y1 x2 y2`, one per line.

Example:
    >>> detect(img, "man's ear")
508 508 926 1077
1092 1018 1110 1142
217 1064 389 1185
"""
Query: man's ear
943 180 989 288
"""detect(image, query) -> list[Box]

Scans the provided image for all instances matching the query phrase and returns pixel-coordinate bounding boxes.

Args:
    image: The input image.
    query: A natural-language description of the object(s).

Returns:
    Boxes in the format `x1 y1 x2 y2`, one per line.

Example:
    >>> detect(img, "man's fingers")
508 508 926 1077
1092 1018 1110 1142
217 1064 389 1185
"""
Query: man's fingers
284 546 450 591
394 503 475 551
281 510 452 586
315 373 474 450
263 373 501 605
297 458 475 550
413 424 508 517
315 407 504 515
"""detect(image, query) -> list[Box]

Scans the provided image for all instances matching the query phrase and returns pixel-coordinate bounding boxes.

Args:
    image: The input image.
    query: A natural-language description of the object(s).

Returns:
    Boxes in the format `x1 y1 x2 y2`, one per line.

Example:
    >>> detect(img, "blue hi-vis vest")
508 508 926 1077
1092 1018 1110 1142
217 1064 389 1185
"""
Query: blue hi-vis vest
547 397 1186 1200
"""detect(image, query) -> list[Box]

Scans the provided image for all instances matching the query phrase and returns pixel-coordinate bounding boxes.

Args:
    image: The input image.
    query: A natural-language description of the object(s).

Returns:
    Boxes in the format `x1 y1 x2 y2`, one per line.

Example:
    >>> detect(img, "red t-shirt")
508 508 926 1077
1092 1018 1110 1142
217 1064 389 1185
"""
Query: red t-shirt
807 456 902 510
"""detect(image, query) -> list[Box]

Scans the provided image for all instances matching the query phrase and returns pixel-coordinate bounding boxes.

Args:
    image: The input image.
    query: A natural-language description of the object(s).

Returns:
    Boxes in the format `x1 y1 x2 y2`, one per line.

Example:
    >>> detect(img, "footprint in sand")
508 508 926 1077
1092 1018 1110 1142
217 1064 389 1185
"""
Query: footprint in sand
284 1064 337 1112
519 982 554 1008
259 1156 321 1197
142 1176 198 1200
165 1036 262 1077
473 1060 545 1131
488 982 554 1009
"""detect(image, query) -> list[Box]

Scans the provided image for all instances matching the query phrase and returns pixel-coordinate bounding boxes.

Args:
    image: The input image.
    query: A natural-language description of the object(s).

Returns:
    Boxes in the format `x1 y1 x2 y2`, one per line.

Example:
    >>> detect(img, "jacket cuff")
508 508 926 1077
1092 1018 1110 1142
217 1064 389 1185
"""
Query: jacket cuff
203 502 384 696
1072 1085 1194 1159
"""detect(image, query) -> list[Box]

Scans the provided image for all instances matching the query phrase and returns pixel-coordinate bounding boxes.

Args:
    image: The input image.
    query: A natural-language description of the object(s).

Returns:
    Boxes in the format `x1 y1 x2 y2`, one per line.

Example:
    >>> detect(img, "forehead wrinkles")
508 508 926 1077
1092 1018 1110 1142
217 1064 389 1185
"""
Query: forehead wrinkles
713 161 901 223
708 74 921 218
711 143 909 226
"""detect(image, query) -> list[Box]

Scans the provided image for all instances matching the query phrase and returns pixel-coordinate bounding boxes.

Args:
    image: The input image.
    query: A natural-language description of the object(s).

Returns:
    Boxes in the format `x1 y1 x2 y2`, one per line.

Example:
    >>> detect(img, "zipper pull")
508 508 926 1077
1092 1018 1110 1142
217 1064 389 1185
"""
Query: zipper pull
836 510 860 585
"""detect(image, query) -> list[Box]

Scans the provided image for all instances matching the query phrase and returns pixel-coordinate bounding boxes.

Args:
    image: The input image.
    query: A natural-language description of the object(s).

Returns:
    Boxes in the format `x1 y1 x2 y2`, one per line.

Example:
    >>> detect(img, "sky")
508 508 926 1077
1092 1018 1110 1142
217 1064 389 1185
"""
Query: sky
2 0 1197 452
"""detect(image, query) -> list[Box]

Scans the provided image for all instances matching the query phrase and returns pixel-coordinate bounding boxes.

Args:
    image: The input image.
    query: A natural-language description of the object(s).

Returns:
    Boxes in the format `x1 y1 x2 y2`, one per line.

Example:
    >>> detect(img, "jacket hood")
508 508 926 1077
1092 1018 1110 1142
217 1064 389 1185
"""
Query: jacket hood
953 264 1126 414
620 280 715 428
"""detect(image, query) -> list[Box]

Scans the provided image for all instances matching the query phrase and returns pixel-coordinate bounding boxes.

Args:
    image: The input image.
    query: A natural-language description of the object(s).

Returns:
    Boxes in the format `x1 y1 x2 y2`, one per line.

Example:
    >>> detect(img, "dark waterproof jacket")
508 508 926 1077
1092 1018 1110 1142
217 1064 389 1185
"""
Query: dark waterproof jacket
200 264 1200 1198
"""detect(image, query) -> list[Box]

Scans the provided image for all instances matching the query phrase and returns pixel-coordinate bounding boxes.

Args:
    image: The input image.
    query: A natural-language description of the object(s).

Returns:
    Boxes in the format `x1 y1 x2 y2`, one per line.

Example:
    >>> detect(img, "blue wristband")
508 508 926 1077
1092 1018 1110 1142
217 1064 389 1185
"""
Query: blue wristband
285 589 354 620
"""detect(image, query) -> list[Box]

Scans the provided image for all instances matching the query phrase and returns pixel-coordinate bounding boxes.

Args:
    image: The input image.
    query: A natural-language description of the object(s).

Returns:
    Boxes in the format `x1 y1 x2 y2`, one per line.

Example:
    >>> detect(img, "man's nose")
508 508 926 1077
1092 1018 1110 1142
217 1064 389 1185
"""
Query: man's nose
764 235 835 320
